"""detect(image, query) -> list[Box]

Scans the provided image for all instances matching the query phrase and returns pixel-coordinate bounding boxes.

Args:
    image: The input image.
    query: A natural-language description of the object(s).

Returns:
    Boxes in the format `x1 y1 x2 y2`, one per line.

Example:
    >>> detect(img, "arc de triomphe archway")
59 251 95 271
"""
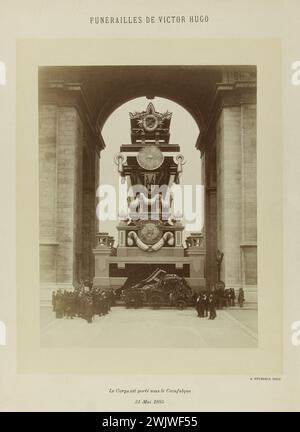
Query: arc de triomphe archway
39 66 257 303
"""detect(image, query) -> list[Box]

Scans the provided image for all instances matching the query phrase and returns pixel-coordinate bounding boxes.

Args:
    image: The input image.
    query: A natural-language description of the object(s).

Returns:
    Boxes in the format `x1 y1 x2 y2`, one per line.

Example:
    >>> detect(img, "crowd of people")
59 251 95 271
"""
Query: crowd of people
52 281 116 323
195 288 245 320
51 281 246 323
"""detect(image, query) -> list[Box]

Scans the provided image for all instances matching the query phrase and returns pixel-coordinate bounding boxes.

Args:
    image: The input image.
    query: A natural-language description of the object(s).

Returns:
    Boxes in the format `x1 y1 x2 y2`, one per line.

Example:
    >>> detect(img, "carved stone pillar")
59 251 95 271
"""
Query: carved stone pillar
197 73 257 302
39 81 104 302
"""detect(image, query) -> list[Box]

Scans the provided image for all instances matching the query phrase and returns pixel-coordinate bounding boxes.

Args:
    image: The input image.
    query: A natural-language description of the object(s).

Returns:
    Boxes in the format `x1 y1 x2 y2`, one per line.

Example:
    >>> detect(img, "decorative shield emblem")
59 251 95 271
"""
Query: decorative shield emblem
137 145 164 171
142 113 159 131
138 222 163 245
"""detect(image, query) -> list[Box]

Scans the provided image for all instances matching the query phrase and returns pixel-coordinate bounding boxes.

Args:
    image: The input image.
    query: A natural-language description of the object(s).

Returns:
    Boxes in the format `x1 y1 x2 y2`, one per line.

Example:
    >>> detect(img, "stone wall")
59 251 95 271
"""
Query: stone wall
81 147 93 282
241 104 257 290
74 125 83 283
204 87 257 302
56 107 80 283
218 106 243 288
39 102 98 298
39 104 58 283
204 146 217 287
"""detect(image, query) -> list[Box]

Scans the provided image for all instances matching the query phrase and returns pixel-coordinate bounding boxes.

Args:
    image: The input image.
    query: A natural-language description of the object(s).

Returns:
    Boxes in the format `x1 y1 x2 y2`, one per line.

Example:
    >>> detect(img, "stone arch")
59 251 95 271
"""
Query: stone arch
99 93 202 151
39 65 257 302
96 91 204 144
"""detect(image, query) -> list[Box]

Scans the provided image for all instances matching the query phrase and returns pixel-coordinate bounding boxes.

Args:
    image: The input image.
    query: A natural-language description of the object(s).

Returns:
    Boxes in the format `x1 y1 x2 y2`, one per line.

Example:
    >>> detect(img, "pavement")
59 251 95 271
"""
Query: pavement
40 306 258 348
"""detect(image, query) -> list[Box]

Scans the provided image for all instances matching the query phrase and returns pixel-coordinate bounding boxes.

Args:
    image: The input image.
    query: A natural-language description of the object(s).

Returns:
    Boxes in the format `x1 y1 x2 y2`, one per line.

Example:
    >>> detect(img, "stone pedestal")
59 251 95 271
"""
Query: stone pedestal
93 245 111 287
185 233 206 291
93 232 114 287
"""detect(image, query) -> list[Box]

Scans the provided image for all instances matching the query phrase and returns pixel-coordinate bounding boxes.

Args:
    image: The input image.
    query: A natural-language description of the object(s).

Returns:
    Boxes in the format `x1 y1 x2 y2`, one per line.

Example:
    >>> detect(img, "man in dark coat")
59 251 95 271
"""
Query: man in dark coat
64 292 71 318
109 289 116 307
85 295 94 323
195 293 205 317
79 292 86 318
91 288 99 316
203 293 209 317
101 291 109 314
195 294 202 317
230 288 236 306
96 289 102 316
68 292 75 319
62 290 68 317
55 290 64 319
215 287 222 309
238 288 245 307
224 289 230 308
73 289 80 317
208 294 217 320
52 291 56 312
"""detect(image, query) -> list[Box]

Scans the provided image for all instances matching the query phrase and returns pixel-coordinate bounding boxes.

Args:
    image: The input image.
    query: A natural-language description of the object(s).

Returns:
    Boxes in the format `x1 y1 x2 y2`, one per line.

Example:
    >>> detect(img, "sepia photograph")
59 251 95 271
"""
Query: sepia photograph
39 65 258 348
1 0 294 412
